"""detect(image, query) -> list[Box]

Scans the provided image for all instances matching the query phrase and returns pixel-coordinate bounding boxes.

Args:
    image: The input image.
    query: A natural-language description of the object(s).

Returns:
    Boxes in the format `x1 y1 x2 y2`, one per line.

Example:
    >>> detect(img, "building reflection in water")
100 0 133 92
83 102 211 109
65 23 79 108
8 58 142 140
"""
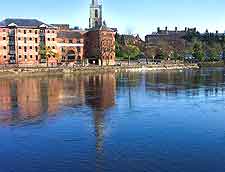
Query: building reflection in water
0 73 116 127
143 69 225 96
83 73 116 171
0 72 116 171
0 69 225 125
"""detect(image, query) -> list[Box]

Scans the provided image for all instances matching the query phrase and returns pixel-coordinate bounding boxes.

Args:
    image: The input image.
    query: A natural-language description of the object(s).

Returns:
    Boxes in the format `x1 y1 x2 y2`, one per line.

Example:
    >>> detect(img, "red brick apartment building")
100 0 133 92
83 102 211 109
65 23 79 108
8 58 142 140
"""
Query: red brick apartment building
0 0 116 66
0 18 116 66
0 19 57 65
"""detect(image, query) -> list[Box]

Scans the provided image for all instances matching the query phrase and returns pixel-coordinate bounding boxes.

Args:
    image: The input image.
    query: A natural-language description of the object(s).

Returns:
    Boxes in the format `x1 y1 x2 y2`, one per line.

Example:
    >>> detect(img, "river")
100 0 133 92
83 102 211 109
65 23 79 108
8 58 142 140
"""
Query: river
0 68 225 172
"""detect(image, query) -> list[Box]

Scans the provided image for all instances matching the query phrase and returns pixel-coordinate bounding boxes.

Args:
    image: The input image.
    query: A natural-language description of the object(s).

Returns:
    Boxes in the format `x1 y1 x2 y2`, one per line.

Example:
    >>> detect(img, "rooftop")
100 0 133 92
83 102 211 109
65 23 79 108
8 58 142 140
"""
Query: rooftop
57 30 86 39
0 18 54 28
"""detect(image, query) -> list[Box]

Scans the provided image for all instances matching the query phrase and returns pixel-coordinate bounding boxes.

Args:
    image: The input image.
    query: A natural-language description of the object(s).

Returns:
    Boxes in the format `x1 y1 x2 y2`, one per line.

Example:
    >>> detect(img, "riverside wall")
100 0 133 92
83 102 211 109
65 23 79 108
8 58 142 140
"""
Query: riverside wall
0 63 199 78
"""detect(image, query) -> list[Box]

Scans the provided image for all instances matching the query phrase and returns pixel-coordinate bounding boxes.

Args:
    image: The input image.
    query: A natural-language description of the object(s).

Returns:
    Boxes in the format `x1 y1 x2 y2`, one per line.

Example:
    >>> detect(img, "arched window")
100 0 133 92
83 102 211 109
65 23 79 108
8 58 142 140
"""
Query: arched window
67 50 76 62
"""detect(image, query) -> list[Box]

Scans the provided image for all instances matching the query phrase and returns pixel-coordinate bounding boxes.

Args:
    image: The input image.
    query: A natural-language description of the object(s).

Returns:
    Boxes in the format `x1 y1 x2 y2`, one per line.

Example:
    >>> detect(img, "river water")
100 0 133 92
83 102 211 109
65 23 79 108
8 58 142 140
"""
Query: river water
0 68 225 172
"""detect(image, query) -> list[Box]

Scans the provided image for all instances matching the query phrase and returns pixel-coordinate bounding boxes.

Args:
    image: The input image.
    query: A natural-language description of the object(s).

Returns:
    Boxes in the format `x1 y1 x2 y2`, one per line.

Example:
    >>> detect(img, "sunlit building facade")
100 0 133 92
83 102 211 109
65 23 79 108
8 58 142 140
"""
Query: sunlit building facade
0 0 116 66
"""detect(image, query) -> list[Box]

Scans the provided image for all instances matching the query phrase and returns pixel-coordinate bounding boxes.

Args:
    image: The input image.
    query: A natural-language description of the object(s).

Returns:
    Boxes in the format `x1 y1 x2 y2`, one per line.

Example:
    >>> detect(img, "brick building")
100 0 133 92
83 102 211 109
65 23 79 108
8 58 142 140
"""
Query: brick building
57 30 86 64
0 0 116 66
0 18 116 66
145 27 196 50
0 18 57 65
85 26 116 66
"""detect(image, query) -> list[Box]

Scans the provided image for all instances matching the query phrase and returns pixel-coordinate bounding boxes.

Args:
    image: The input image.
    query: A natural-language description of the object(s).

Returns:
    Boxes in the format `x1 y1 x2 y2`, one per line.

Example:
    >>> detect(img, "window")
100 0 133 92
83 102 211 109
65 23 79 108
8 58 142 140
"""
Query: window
77 47 81 53
3 29 6 32
47 30 50 33
29 30 32 33
35 30 38 34
3 46 6 49
35 46 38 52
29 37 32 41
18 29 21 33
52 38 55 41
48 46 50 49
77 40 81 43
24 47 27 52
24 55 27 59
95 9 98 18
35 38 38 43
19 55 22 58
4 56 6 59
24 38 27 43
24 30 26 34
52 46 55 49
36 55 38 61
3 37 6 40
18 37 21 41
52 31 55 34
19 46 22 49
69 40 73 43
47 38 50 41
30 46 32 49
30 55 32 58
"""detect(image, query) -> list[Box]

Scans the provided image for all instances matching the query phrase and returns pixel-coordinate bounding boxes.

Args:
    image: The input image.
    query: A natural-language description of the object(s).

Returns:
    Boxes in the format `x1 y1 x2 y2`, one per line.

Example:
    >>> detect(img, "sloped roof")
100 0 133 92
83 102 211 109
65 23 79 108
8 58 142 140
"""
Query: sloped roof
0 18 53 28
57 31 84 39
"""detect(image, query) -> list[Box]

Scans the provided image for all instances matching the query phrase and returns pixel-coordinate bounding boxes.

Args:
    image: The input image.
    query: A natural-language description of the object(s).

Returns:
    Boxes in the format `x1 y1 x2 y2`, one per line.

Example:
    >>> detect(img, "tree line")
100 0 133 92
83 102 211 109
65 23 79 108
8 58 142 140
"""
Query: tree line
116 30 225 63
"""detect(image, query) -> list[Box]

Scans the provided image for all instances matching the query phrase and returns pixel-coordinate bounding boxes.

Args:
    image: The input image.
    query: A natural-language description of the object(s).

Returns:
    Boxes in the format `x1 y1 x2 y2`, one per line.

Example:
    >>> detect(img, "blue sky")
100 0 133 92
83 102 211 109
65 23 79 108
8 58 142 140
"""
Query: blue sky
1 0 225 37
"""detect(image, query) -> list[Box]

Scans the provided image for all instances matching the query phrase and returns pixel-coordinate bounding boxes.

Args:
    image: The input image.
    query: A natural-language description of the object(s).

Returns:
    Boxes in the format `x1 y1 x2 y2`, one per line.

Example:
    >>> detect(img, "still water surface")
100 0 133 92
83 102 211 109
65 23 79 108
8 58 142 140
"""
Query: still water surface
0 68 225 172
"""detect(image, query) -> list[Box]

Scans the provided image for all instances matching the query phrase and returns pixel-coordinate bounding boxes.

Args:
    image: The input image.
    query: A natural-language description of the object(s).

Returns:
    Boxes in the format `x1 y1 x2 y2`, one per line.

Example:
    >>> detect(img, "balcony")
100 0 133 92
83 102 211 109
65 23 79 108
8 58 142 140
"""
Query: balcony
8 41 15 46
9 50 16 55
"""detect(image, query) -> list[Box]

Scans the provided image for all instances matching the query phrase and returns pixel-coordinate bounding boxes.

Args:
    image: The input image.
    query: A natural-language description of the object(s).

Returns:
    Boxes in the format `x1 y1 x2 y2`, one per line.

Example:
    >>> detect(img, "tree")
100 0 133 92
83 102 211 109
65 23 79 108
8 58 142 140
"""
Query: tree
192 42 205 62
124 45 141 65
207 44 221 62
39 46 59 67
144 46 157 63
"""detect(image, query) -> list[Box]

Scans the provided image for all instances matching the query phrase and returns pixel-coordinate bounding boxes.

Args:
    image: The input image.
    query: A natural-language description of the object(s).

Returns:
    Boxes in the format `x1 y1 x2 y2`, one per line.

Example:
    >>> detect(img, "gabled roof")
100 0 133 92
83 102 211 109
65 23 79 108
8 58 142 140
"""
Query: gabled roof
0 18 54 28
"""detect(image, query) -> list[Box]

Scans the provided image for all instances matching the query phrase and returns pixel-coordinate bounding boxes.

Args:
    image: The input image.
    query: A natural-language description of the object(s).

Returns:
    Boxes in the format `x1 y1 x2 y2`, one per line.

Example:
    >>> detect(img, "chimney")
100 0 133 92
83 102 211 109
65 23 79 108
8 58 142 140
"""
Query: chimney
157 27 160 33
165 26 168 31
175 27 178 32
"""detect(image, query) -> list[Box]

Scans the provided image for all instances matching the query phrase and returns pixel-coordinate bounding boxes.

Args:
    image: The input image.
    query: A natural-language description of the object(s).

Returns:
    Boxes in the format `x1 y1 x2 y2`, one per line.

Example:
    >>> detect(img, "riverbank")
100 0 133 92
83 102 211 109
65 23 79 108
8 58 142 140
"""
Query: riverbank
198 61 225 67
0 63 199 78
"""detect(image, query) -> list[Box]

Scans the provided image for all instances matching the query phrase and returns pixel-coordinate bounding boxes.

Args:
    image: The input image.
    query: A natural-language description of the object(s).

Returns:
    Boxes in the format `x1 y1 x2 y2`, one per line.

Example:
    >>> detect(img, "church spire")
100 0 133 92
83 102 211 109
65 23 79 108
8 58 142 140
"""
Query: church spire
89 0 103 28
92 0 97 5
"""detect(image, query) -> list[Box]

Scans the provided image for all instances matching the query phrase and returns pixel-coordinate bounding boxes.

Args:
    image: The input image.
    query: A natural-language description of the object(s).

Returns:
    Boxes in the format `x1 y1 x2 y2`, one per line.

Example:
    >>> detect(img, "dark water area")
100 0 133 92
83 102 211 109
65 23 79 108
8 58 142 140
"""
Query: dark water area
0 68 225 172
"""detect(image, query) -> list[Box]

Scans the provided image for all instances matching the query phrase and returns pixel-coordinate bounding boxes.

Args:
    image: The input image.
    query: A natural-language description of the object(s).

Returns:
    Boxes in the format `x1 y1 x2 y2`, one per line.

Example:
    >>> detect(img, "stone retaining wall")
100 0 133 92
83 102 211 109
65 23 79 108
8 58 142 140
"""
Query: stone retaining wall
0 63 199 78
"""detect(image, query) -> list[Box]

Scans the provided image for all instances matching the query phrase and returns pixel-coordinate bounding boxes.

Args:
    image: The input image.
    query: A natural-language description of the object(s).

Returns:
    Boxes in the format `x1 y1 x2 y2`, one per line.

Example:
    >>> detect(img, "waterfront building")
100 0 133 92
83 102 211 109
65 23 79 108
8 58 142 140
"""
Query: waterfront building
57 29 86 64
0 0 116 66
0 18 57 65
145 27 195 49
85 26 116 66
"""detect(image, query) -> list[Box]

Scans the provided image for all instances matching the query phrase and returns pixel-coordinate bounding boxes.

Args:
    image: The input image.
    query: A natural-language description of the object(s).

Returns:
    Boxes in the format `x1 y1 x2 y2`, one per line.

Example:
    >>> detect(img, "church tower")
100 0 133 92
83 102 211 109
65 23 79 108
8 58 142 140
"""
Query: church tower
89 0 103 29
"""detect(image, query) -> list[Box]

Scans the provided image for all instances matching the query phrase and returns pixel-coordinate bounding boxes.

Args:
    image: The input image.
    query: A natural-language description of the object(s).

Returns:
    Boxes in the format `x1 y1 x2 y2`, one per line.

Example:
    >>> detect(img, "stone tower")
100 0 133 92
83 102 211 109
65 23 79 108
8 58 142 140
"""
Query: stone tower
89 0 103 29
